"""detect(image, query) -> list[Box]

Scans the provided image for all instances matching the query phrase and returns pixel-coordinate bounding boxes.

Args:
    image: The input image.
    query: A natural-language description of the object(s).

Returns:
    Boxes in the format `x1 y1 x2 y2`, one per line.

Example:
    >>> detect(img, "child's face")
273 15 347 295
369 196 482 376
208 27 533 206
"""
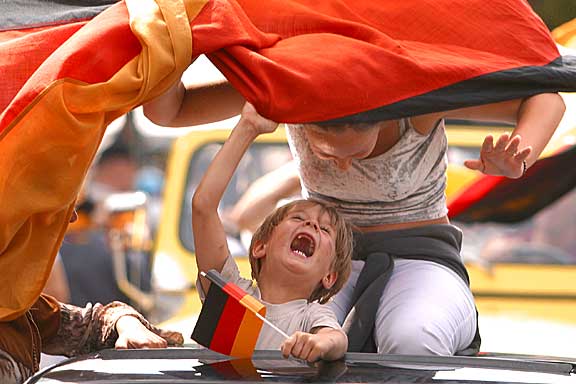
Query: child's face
254 203 338 289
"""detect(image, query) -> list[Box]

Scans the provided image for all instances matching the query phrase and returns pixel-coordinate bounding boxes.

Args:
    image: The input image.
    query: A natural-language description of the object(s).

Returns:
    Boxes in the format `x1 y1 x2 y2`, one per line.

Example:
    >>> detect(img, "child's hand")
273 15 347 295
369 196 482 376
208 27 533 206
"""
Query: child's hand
464 133 531 178
114 315 168 349
281 331 336 363
239 102 279 135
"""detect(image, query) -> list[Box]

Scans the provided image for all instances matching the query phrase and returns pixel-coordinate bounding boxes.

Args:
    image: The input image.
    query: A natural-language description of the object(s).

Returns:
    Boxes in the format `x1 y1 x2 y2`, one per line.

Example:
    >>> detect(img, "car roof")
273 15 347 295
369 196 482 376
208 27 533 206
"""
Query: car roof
27 348 576 384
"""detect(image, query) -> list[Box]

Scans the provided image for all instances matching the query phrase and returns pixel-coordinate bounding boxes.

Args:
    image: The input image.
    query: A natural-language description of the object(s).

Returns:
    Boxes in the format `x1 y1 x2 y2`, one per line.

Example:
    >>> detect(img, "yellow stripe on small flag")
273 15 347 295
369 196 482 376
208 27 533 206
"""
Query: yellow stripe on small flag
240 293 266 316
230 307 263 358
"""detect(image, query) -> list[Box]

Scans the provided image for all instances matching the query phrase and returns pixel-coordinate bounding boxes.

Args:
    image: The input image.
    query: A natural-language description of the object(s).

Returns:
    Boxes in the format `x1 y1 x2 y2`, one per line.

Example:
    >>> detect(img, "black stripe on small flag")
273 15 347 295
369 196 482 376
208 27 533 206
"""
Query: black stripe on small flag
191 280 228 348
204 269 229 290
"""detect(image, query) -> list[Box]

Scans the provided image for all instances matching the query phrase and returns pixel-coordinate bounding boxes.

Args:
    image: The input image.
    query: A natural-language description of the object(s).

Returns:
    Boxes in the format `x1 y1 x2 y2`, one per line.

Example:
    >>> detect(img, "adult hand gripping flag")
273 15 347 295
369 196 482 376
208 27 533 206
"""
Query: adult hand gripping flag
2 0 576 321
192 270 287 358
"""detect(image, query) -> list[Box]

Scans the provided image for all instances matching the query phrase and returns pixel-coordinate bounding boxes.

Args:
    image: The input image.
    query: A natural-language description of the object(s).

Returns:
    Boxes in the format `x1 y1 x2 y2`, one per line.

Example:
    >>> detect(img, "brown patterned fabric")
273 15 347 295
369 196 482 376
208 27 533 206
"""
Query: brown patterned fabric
0 294 183 384
0 294 59 379
0 349 29 384
43 301 184 355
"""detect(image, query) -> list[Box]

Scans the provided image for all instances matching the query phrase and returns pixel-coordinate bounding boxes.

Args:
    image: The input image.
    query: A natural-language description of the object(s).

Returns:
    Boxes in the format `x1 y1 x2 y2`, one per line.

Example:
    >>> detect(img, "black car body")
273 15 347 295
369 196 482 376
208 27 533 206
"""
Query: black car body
27 348 576 384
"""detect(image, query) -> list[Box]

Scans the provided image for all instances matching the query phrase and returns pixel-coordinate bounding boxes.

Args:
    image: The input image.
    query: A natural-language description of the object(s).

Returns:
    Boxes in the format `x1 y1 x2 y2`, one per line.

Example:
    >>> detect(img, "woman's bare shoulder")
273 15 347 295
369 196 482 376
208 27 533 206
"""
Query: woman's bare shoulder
410 113 444 135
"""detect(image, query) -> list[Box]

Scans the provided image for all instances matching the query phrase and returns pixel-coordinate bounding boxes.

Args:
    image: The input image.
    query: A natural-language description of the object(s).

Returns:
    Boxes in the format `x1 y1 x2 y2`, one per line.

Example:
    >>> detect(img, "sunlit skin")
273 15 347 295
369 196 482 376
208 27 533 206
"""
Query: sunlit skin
254 204 338 304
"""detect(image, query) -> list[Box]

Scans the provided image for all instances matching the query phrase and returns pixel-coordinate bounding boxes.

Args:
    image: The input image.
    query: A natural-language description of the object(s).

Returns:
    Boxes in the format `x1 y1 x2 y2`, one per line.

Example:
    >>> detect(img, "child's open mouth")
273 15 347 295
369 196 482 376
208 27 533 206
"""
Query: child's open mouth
290 233 315 258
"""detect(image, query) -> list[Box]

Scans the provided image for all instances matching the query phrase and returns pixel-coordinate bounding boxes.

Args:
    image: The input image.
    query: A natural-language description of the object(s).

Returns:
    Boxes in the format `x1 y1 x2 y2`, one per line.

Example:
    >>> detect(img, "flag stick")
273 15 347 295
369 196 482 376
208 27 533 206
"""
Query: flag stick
254 311 290 339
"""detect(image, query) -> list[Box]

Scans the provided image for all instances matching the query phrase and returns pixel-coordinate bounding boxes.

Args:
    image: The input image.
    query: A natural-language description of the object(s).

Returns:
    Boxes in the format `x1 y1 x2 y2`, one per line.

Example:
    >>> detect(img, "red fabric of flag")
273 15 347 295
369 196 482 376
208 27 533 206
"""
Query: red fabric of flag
0 0 199 321
193 0 576 124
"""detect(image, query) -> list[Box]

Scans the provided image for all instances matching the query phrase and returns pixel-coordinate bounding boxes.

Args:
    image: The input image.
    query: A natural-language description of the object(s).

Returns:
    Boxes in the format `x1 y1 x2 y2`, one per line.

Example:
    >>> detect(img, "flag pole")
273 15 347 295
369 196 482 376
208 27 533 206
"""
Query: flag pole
254 311 289 339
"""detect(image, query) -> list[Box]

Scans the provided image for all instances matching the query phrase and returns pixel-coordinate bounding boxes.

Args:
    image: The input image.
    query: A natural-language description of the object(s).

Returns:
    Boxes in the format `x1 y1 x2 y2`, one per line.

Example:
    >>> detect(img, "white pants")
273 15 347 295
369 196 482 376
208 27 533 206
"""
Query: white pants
328 259 477 355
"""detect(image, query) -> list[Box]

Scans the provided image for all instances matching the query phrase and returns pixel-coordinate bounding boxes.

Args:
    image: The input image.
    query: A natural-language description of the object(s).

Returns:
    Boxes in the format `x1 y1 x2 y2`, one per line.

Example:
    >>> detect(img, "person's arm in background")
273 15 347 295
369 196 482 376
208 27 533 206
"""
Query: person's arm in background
114 315 174 349
142 79 245 127
226 161 302 234
37 294 183 357
417 93 565 178
192 103 278 293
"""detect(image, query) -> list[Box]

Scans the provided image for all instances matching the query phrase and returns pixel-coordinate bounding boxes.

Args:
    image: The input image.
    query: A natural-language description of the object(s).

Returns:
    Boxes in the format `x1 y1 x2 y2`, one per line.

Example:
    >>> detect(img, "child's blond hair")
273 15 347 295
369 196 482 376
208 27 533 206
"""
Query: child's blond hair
249 199 353 304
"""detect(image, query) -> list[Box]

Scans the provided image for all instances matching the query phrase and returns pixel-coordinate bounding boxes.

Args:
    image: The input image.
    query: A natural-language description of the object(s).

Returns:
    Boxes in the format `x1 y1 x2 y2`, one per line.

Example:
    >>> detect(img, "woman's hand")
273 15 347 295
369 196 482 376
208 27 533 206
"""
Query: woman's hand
464 133 532 178
239 102 279 136
114 315 168 349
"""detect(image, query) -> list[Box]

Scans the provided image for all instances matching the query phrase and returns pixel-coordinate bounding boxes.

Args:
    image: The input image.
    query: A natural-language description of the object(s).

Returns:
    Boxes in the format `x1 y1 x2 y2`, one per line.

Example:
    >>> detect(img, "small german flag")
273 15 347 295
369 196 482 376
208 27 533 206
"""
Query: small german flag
192 270 267 358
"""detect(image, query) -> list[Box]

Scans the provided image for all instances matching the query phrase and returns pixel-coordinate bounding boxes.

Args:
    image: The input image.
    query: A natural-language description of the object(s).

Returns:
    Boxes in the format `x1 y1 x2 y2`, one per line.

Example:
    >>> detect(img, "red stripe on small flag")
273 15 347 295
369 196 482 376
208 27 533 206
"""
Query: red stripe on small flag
209 288 250 356
223 282 247 302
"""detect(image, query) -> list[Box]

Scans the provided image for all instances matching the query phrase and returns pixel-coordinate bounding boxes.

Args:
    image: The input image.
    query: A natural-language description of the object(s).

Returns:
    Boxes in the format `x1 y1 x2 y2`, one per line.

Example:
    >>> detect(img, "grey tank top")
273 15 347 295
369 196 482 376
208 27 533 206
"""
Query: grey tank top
286 118 448 226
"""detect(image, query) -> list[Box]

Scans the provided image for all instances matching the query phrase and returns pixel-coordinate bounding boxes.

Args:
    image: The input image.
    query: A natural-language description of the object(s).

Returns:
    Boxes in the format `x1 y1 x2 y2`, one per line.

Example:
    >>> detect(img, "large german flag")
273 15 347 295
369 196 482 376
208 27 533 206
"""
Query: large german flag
192 270 266 358
1 0 575 321
0 0 199 321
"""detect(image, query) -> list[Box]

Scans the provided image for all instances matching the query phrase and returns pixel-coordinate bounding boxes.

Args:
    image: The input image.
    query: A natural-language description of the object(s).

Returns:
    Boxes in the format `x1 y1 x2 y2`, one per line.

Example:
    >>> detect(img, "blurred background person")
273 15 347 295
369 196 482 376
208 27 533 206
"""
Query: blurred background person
42 253 70 303
57 142 139 307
